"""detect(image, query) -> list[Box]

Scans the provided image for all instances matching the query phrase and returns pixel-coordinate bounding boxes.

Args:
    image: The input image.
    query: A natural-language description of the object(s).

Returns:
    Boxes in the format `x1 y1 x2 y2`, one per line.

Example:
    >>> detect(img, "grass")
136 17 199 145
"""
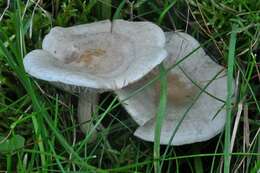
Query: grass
0 0 259 172
224 24 237 173
154 65 168 173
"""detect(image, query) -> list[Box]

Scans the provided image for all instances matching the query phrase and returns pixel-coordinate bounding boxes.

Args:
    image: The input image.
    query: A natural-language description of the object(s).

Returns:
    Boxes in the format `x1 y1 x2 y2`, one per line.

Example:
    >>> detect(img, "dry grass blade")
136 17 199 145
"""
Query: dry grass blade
230 102 243 158
0 0 10 22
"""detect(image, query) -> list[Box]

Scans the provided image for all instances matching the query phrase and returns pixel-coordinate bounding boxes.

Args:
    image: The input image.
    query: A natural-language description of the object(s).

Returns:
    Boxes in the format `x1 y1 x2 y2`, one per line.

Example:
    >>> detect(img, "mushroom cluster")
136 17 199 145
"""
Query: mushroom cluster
24 20 231 145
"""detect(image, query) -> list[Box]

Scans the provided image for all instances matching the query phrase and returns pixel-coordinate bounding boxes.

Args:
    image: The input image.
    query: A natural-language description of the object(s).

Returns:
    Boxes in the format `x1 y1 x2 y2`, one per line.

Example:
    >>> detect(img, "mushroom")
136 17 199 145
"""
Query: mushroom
23 20 167 136
116 32 232 145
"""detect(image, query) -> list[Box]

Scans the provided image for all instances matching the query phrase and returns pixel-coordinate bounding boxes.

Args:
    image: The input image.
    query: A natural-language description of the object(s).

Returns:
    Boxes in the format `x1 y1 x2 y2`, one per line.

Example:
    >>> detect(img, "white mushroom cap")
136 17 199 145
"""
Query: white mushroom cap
116 32 232 145
23 20 167 91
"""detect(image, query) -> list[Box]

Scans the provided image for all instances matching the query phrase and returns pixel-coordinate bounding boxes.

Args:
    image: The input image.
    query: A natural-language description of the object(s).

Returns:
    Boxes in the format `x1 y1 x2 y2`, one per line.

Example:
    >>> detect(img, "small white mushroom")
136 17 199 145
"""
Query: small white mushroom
116 32 233 145
23 20 167 136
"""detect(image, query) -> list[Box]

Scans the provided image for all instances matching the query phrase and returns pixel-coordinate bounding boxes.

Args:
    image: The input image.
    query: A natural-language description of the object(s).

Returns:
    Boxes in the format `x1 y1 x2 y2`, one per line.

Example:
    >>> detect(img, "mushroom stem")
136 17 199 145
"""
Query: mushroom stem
77 91 99 136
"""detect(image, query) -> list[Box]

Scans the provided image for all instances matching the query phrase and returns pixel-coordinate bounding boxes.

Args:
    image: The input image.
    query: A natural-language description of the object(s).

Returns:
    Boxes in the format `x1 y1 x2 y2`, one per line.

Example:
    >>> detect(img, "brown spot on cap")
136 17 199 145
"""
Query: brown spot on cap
76 49 106 64
155 74 198 105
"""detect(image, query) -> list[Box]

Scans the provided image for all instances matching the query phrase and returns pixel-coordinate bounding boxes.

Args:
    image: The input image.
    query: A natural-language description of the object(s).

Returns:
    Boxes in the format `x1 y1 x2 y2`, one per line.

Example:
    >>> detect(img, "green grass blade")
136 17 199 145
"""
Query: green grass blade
157 0 177 24
235 61 260 113
224 25 237 173
107 152 260 172
112 0 126 19
14 1 47 171
194 154 203 173
153 65 168 173
48 141 65 173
